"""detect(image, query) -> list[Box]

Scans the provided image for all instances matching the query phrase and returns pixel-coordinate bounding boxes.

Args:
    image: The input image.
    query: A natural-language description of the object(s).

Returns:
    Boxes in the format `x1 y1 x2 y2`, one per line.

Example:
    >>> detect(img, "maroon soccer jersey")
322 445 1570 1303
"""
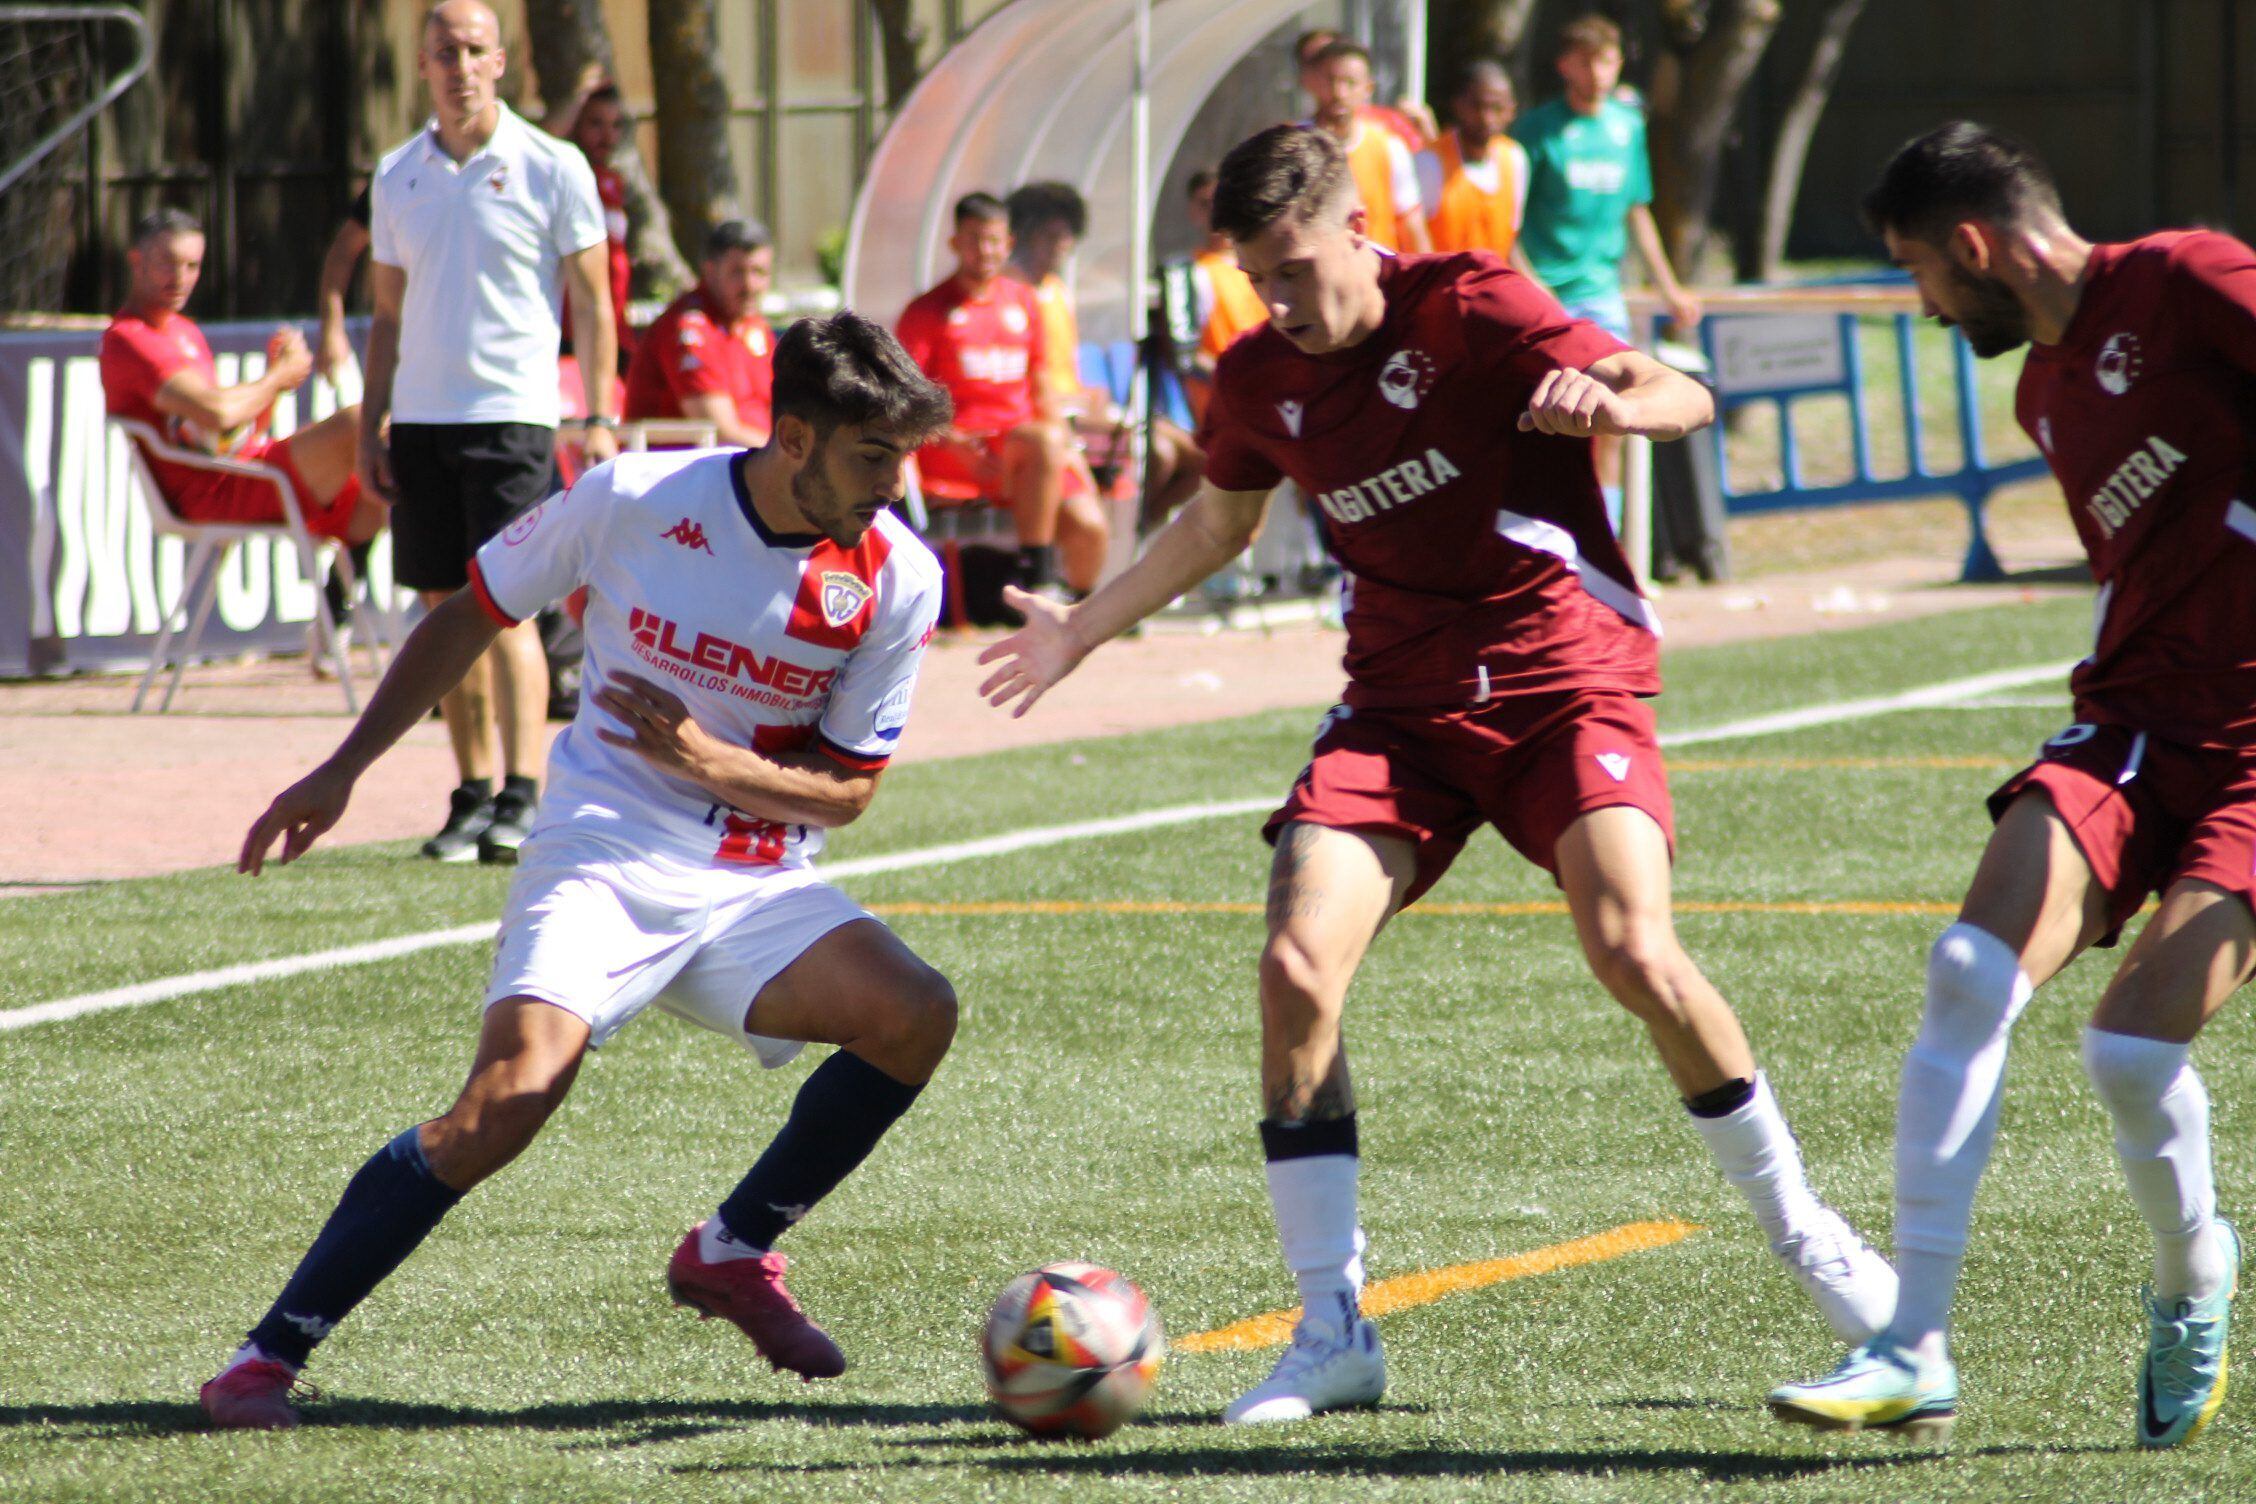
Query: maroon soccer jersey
2018 231 2256 748
1199 251 1654 709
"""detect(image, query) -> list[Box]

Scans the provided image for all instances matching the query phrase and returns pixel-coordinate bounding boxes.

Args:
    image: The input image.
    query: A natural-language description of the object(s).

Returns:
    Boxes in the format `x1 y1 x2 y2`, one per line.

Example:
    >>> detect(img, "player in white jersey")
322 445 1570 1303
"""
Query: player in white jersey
201 313 956 1431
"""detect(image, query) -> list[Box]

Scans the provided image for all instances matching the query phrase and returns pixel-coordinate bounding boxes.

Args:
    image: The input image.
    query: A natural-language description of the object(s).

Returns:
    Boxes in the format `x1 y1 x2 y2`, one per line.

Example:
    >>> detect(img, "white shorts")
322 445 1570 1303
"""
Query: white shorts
484 829 874 1066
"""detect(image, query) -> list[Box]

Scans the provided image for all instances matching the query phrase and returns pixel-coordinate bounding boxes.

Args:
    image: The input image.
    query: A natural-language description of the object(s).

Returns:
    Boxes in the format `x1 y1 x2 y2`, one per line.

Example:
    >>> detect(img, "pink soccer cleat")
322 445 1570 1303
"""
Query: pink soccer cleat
667 1223 847 1380
199 1357 308 1431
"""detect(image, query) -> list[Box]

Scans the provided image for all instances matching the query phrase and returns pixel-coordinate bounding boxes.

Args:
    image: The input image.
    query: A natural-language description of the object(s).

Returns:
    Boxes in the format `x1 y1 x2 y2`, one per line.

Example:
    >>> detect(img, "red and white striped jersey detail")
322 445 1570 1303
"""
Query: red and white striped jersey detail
787 530 894 650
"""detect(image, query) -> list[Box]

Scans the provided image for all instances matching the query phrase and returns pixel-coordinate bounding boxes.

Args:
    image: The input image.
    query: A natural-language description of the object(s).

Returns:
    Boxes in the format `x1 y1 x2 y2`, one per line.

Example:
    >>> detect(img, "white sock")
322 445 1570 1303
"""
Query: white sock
1687 1073 1826 1250
225 1341 295 1375
1264 1154 1366 1332
2081 1027 2228 1302
700 1215 767 1263
1889 923 2033 1358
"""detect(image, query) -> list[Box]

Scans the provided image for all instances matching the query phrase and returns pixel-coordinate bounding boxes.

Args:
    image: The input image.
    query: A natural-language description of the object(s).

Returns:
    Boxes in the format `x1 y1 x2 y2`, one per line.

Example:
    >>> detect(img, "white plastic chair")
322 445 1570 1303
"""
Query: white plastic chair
112 418 398 712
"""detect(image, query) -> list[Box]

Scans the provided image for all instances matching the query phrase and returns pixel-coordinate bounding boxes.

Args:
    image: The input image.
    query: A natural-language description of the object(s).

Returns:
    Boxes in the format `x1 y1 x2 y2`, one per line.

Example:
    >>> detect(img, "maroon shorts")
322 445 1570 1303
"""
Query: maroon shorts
1989 720 2256 945
1263 690 1675 905
174 434 362 540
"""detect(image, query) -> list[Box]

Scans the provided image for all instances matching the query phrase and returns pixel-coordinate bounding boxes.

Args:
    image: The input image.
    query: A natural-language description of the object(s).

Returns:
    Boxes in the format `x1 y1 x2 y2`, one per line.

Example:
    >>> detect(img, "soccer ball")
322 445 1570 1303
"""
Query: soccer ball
980 1262 1164 1439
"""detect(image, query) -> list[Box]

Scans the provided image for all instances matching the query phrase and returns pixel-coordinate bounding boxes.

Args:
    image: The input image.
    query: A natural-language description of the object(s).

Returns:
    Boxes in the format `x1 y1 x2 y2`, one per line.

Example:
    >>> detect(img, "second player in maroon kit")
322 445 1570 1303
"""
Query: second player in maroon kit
1772 122 2252 1449
979 124 1894 1426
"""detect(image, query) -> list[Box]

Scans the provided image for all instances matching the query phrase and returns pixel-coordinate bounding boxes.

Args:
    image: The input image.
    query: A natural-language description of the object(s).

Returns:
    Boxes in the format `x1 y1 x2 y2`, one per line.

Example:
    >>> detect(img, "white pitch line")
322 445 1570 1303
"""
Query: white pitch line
1661 661 2077 748
2 659 2075 1034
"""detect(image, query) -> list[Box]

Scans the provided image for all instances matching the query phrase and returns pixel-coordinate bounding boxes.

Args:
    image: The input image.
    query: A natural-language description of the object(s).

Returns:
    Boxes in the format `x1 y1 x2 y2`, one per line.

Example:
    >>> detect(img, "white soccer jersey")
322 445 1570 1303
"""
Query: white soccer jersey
370 103 606 426
469 448 942 870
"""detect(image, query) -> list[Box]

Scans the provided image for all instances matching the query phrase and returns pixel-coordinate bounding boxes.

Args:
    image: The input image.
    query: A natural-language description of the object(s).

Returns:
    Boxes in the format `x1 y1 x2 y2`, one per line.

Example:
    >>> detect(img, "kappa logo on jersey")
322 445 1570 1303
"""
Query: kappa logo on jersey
487 164 510 196
1000 302 1030 335
1595 752 1631 783
1277 398 1304 437
1378 349 1437 410
2085 434 2188 539
626 606 837 703
818 570 875 628
1314 447 1462 524
2096 333 2144 395
661 518 716 554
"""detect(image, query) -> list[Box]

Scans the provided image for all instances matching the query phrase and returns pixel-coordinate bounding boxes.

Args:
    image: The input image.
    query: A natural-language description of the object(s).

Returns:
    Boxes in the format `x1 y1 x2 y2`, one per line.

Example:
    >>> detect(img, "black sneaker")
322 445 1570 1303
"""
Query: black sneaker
478 789 537 865
420 786 496 863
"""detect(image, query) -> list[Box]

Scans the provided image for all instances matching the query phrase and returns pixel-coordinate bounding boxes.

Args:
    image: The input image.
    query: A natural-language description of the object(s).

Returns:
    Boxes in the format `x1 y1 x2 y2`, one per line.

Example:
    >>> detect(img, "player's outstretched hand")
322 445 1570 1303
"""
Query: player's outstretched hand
976 587 1088 719
594 671 716 778
239 764 354 876
1518 367 1635 438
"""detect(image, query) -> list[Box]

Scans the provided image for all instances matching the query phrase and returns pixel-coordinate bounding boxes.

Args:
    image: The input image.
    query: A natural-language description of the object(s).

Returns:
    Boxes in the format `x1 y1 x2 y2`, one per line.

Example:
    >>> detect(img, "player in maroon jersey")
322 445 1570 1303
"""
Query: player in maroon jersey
977 124 1894 1426
1770 122 2251 1449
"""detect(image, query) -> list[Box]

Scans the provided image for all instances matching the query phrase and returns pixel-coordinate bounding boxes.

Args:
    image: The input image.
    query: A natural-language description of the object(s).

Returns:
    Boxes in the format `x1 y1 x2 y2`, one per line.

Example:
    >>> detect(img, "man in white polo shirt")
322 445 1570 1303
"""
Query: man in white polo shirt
363 0 619 864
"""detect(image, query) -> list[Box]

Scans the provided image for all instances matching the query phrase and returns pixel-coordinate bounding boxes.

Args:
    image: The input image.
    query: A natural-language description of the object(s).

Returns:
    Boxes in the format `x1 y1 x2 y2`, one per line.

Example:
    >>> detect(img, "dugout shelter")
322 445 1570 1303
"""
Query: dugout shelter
845 0 1428 349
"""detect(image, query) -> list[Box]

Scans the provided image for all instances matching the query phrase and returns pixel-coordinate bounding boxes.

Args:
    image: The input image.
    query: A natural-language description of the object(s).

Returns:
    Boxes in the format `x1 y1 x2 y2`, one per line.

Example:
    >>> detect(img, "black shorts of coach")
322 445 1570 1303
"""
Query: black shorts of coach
387 422 560 593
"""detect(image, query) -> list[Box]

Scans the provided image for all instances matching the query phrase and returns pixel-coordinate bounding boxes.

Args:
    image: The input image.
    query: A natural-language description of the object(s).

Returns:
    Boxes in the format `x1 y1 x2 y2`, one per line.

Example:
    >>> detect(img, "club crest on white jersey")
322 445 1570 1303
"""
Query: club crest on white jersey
819 570 875 628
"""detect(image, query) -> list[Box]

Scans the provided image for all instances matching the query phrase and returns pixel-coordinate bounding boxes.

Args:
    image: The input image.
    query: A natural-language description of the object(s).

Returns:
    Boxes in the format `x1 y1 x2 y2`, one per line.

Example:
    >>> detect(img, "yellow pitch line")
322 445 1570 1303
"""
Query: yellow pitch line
1174 1219 1702 1354
866 900 1958 918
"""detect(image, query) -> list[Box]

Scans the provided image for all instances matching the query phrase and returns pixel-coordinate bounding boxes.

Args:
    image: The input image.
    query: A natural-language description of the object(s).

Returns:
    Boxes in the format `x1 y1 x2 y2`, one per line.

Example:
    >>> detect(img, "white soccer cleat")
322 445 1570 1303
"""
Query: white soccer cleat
1221 1314 1386 1425
1776 1209 1898 1345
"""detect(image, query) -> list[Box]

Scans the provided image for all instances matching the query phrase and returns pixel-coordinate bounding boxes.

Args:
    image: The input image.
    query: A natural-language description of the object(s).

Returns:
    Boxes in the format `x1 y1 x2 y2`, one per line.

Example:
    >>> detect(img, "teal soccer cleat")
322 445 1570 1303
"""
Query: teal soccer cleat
2137 1219 2241 1449
1767 1337 1958 1444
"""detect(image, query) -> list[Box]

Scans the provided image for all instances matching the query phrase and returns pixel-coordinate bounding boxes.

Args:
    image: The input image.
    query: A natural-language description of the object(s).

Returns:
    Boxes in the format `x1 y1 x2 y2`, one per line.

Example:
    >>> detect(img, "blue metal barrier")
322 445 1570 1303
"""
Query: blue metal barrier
1685 289 2051 583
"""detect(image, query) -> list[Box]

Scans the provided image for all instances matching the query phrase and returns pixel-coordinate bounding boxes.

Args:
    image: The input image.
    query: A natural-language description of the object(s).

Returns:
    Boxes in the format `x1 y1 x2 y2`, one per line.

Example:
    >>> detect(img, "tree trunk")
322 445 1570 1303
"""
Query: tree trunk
519 0 612 100
647 0 742 262
520 0 692 295
1647 0 1782 279
1757 0 1870 281
1432 0 1543 97
868 0 928 111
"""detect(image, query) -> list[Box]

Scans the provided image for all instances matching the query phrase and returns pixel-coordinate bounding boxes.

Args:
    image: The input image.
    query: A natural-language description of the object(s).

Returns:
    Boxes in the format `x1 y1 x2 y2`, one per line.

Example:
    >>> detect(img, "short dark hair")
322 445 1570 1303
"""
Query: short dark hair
771 311 952 446
1006 180 1086 241
130 208 203 249
1293 28 1340 64
1185 168 1215 199
1558 15 1623 56
1456 58 1512 97
583 82 623 112
1210 125 1352 243
1307 38 1372 72
1863 121 2065 246
953 192 1008 227
704 217 771 260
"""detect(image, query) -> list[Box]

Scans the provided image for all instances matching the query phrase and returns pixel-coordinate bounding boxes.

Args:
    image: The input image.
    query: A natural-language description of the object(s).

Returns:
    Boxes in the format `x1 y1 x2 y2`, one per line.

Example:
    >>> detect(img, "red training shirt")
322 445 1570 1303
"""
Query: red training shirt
1200 251 1650 710
561 162 635 364
895 274 1047 437
621 285 775 440
2018 230 2256 749
100 308 264 511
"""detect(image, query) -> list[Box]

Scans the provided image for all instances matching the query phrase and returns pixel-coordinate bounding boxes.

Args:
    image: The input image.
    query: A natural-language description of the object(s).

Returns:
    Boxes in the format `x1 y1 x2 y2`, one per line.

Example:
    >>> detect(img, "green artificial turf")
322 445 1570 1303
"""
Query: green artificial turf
6 590 2248 1501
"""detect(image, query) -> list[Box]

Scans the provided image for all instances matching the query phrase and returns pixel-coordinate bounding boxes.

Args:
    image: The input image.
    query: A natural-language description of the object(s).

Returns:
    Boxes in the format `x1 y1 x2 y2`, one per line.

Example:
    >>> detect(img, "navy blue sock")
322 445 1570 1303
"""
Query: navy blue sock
246 1126 465 1366
1684 1077 1758 1119
717 1052 924 1251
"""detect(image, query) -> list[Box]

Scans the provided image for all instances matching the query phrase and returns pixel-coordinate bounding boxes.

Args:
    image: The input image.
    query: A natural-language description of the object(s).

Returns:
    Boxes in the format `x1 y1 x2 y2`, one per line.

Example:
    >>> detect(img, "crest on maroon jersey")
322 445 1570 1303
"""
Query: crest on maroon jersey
2095 333 2143 396
1378 348 1437 410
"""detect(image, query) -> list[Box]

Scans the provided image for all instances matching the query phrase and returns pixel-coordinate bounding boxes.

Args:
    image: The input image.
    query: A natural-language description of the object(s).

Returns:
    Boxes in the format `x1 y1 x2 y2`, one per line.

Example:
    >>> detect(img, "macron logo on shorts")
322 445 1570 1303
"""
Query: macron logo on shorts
1596 752 1631 782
